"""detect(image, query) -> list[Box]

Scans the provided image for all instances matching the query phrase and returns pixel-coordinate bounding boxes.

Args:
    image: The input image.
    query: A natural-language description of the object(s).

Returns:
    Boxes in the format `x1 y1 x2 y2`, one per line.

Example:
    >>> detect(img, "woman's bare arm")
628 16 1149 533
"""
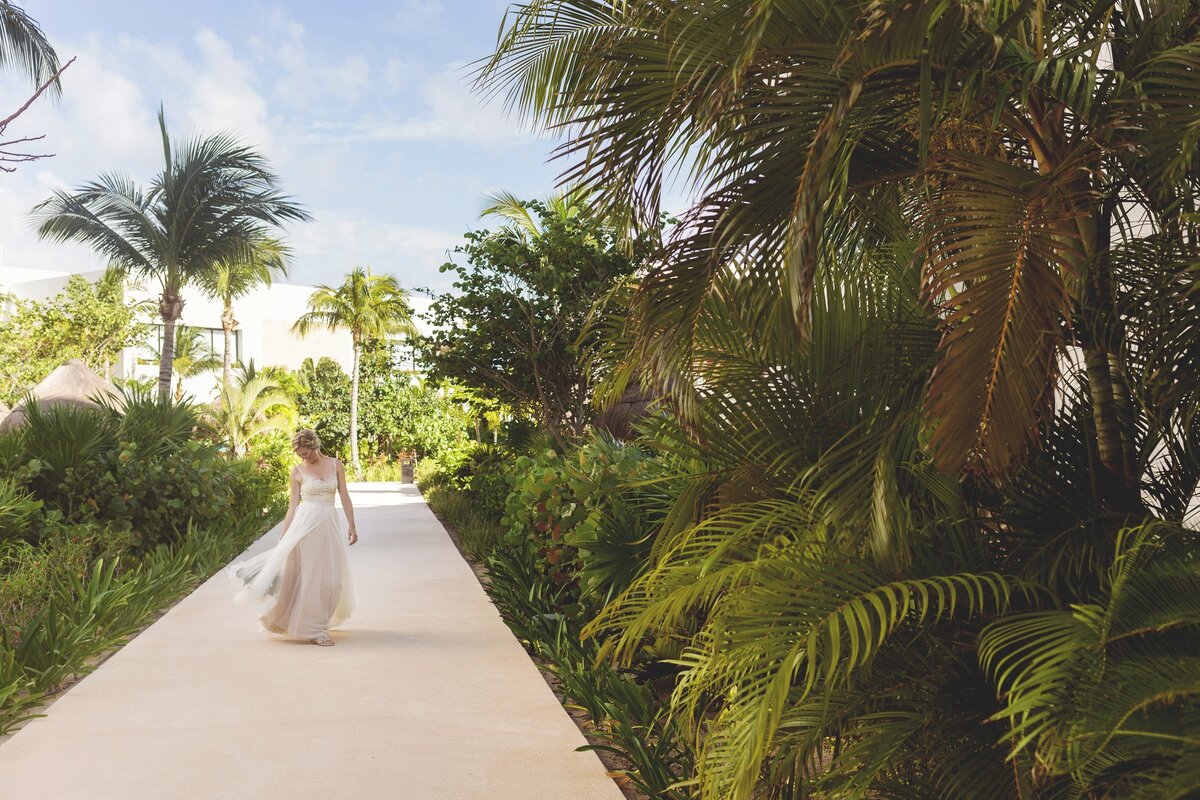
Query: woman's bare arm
278 467 301 540
335 459 358 545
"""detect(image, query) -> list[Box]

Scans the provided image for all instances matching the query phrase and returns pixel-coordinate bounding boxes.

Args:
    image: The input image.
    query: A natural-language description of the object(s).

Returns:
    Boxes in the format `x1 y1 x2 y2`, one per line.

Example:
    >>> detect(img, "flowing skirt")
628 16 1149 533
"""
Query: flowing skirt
227 502 356 639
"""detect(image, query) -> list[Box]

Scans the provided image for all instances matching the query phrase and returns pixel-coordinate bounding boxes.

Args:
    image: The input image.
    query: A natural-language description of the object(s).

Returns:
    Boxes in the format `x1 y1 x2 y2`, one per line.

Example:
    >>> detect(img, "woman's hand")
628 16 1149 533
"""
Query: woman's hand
348 526 358 546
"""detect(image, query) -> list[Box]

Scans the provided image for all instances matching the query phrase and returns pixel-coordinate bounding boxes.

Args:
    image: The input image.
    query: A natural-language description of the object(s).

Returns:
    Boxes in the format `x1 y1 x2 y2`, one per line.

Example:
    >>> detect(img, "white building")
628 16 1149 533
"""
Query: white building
0 266 424 401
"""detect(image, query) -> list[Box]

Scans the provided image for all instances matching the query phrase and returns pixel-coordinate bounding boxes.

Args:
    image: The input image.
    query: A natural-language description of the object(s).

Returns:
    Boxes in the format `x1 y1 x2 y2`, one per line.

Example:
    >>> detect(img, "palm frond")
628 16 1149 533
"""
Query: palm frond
0 1 60 91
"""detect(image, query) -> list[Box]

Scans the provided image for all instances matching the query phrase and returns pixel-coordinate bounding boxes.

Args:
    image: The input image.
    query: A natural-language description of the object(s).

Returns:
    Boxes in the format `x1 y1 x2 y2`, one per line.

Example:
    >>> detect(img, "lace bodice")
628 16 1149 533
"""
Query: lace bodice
299 472 338 506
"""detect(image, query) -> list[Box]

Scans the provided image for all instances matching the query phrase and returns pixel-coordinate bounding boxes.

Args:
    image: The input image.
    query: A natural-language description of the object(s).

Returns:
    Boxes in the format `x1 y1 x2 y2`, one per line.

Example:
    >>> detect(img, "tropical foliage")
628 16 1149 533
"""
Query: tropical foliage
293 346 471 468
354 340 471 461
154 324 222 402
294 356 354 459
202 363 295 458
196 237 289 386
0 388 282 733
446 3 1200 798
0 0 66 173
0 1 59 90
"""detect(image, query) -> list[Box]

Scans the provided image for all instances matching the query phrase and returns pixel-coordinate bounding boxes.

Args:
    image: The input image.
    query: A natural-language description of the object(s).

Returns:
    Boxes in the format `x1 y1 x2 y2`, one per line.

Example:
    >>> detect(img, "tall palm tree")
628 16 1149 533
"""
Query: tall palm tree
33 108 309 398
152 324 221 403
198 237 289 386
203 364 295 457
292 267 418 474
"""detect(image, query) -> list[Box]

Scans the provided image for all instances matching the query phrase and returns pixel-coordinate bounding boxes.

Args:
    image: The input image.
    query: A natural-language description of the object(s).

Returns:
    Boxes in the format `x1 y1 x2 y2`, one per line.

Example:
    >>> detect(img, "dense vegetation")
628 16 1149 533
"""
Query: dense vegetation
0 393 283 733
412 3 1200 799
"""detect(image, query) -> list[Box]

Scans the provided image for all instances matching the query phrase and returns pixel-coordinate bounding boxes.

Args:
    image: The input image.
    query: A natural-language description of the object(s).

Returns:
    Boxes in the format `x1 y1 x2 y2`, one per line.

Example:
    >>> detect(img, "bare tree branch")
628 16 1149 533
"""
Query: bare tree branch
0 55 75 172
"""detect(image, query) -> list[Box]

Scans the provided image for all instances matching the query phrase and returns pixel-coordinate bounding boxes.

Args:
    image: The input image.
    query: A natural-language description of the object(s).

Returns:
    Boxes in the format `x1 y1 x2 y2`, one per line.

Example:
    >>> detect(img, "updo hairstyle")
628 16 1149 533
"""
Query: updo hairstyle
291 428 322 451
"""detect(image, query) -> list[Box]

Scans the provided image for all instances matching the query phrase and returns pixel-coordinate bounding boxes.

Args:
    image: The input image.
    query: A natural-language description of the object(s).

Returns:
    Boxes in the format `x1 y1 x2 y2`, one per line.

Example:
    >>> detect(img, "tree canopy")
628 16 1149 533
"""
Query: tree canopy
420 199 650 446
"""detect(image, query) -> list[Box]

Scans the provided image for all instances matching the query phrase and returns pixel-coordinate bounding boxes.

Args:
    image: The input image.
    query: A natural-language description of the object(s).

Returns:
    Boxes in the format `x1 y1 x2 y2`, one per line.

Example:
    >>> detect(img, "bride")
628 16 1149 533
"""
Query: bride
228 429 358 646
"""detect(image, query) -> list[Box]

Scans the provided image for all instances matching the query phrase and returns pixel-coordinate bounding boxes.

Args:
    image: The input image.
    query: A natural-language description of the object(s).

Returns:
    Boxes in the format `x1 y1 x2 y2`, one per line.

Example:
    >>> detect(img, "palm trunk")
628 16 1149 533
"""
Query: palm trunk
1084 345 1129 483
221 299 236 387
157 288 184 400
1080 202 1137 506
350 334 361 476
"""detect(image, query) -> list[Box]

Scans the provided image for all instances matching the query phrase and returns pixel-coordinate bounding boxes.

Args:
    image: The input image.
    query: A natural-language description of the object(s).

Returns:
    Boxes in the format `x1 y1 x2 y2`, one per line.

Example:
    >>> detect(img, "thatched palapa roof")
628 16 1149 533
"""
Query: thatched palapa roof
0 359 123 432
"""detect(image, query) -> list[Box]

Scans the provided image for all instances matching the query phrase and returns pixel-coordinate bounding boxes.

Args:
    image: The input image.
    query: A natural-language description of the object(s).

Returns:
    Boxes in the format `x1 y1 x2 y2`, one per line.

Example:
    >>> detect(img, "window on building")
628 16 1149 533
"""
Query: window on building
146 324 240 363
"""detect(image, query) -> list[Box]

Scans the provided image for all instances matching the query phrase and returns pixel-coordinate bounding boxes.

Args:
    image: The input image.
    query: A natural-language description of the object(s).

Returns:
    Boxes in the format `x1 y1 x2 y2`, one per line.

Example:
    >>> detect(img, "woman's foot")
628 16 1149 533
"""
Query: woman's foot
311 633 334 646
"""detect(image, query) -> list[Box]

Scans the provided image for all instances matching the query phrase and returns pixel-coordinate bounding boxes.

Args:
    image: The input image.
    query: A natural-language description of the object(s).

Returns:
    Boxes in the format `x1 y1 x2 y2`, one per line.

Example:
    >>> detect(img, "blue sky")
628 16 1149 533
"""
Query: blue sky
0 1 569 294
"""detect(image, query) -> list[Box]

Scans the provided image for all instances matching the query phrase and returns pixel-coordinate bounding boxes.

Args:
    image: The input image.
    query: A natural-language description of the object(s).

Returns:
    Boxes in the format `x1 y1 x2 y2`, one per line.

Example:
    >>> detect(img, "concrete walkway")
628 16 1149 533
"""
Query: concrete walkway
0 484 626 800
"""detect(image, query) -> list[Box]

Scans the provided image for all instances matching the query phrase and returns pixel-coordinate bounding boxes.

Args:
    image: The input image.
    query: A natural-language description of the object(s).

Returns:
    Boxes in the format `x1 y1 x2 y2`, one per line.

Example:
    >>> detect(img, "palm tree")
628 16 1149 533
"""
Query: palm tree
198 237 289 386
203 363 295 457
479 1 1200 498
292 267 418 474
33 108 309 398
0 1 68 174
480 5 1200 799
0 1 60 90
479 186 592 239
152 324 221 403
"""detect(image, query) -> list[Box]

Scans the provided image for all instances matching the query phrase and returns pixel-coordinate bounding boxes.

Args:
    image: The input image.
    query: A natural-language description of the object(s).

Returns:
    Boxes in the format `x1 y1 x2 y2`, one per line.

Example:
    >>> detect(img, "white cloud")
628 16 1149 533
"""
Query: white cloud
186 28 272 147
285 214 460 291
244 9 376 110
388 0 445 27
385 57 420 91
303 62 539 147
0 28 274 272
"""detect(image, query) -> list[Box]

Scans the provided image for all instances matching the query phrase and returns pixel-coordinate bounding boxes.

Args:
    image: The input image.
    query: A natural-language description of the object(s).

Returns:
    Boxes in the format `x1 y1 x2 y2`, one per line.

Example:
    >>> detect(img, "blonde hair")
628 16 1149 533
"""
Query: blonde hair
291 428 321 451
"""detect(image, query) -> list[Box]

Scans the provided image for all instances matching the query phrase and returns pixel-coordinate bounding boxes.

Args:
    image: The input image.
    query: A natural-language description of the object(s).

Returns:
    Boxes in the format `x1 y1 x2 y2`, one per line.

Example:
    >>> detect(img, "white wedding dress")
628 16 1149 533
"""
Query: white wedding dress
227 471 356 639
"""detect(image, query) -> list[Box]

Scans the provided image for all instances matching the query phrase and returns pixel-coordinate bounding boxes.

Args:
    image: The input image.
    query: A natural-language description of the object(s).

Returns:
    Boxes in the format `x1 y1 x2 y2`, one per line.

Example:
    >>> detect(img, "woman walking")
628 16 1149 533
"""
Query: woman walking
229 429 358 645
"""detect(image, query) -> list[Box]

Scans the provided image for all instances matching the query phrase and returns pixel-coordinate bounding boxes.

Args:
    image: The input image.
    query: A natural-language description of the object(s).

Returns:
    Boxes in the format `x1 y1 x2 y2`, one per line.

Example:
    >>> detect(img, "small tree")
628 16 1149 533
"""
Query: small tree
355 339 472 459
421 198 646 448
152 324 221 402
0 269 149 404
293 267 418 475
296 356 352 459
203 366 294 457
198 238 289 387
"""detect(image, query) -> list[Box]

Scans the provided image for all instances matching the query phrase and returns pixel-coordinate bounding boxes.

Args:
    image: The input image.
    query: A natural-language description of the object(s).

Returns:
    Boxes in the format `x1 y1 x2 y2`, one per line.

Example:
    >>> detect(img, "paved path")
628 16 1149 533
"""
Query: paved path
0 484 626 800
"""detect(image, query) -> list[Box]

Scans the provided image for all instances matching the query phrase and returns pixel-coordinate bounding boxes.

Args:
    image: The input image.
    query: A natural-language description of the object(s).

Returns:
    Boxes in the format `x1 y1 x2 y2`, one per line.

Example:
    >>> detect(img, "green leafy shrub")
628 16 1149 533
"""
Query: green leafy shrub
296 356 352 459
358 457 406 482
484 537 695 799
0 513 272 734
0 481 42 544
414 456 450 490
502 435 665 619
424 483 505 559
54 439 236 550
246 429 294 488
1 393 279 552
0 390 285 736
467 468 509 520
